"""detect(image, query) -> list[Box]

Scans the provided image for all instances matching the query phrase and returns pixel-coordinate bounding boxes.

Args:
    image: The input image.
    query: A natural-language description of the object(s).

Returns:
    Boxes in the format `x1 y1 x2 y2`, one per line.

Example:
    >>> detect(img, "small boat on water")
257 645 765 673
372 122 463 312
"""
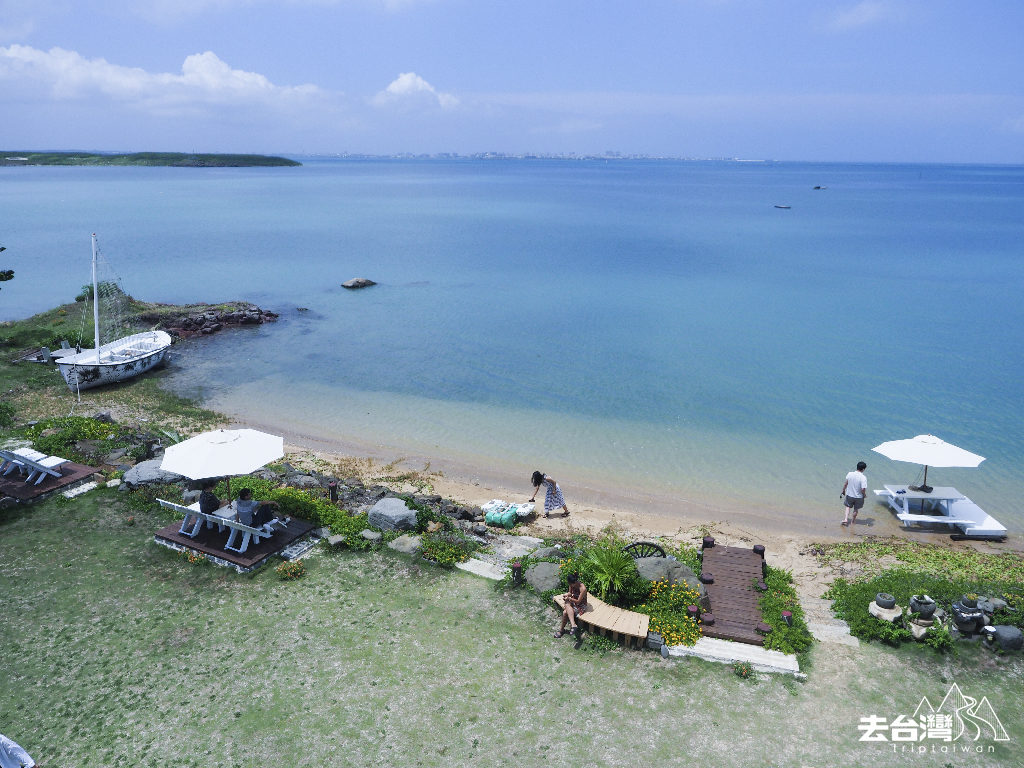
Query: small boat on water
56 234 171 391
774 204 791 209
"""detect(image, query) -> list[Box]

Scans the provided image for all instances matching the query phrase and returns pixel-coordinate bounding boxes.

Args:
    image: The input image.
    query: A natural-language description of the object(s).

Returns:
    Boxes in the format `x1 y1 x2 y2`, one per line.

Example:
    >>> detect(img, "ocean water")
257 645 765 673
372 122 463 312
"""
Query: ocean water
3 159 1023 532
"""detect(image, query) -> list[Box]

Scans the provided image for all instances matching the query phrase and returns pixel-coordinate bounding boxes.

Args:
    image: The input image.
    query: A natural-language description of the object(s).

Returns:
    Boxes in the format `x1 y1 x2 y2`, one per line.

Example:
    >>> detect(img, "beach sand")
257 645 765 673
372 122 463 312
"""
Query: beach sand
226 413 1023 606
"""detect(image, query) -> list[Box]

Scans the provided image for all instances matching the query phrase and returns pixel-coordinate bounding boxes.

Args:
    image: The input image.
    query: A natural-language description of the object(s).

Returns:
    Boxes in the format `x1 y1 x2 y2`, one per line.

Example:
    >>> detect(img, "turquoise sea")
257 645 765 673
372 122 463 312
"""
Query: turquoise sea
2 159 1022 534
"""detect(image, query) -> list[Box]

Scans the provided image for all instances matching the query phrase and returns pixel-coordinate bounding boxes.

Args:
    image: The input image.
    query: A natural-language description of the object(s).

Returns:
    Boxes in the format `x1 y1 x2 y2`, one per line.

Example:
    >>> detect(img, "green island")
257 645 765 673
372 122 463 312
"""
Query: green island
1 151 300 167
2 296 1023 767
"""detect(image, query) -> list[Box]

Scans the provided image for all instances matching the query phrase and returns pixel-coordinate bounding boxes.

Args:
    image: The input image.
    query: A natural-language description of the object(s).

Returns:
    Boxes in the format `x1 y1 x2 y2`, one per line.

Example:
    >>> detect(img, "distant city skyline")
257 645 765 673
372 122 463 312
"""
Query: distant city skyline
1 1 1022 163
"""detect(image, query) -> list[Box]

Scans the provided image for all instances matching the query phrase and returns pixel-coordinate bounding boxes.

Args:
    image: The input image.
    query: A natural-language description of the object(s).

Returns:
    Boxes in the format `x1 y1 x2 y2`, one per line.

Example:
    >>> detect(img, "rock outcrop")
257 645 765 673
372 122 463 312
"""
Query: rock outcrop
342 278 377 290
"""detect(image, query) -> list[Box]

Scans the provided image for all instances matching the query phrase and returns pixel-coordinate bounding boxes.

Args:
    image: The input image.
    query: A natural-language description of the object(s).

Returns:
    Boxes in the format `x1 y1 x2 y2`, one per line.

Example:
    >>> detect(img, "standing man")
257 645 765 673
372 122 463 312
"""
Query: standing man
841 461 868 527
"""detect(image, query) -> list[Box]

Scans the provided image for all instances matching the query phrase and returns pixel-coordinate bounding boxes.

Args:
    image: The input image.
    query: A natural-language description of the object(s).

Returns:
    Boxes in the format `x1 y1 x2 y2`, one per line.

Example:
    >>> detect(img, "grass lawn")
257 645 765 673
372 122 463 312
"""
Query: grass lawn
2 491 1022 767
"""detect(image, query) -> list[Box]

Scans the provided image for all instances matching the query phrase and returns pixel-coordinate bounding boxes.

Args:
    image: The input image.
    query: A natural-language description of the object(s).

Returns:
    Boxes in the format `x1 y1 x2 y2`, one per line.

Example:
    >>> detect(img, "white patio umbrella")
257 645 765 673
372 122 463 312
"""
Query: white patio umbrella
872 434 985 488
160 428 284 495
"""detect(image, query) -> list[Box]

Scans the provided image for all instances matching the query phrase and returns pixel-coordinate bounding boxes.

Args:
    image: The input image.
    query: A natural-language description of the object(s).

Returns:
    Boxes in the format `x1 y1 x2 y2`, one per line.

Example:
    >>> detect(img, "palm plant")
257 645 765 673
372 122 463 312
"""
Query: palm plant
585 544 637 601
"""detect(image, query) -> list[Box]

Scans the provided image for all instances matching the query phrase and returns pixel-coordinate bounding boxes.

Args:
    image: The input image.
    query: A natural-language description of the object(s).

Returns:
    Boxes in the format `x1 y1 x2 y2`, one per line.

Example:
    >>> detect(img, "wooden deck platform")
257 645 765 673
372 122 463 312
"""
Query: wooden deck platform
154 517 316 571
0 462 97 501
700 545 766 646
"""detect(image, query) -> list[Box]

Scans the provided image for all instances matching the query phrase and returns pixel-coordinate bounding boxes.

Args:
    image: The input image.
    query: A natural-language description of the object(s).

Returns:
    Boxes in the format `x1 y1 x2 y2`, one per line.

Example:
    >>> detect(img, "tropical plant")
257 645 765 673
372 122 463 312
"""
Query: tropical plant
585 543 639 601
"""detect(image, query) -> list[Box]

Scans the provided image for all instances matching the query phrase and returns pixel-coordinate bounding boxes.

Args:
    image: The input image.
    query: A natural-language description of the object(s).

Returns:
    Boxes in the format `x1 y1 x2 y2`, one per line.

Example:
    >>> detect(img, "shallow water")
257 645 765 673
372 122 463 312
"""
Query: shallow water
3 158 1022 531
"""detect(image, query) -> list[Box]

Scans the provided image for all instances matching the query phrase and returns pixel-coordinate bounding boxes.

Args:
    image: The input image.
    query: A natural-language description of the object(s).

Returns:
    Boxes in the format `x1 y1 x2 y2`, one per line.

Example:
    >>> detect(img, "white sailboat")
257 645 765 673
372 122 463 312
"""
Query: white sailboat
57 234 172 391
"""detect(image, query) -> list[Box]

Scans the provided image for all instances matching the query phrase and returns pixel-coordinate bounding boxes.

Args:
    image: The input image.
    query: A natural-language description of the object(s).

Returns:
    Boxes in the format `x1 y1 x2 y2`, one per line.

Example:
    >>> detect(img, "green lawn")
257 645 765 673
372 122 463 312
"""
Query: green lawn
2 491 1022 767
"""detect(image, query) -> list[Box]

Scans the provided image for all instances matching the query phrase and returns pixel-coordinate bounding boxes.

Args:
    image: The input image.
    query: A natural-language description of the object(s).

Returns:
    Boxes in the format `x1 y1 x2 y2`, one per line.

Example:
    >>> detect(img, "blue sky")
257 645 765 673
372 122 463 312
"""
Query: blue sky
1 0 1022 161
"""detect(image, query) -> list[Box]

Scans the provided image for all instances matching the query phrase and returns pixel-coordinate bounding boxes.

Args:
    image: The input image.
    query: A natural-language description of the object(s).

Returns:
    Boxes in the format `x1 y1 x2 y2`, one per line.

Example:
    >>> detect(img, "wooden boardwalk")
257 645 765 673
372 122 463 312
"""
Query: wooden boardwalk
700 545 766 646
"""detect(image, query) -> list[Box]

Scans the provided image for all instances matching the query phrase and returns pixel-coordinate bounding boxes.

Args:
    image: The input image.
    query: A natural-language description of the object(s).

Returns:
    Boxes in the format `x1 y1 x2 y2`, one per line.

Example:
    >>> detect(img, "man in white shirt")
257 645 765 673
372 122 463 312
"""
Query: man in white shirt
841 461 868 527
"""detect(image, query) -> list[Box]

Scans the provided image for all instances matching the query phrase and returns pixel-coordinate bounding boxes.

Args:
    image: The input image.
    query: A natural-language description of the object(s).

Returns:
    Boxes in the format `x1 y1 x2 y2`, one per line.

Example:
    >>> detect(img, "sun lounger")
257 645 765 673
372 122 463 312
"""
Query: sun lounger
0 448 70 485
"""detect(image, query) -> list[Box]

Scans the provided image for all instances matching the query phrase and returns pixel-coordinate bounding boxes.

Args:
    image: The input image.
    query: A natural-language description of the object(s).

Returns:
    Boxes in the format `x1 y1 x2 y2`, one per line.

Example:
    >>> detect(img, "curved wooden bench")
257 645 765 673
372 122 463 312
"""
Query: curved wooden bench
553 594 649 647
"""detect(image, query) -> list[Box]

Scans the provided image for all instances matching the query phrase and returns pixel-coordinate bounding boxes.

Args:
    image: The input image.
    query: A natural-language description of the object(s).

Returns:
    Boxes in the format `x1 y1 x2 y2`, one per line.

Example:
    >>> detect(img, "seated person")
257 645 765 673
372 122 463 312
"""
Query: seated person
234 487 261 526
234 487 284 529
555 572 589 638
198 479 228 515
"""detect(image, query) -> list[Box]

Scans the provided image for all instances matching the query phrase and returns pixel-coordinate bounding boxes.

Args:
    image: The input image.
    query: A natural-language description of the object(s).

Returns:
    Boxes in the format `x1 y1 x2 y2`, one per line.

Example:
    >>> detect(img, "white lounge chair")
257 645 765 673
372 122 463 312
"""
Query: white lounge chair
0 448 69 485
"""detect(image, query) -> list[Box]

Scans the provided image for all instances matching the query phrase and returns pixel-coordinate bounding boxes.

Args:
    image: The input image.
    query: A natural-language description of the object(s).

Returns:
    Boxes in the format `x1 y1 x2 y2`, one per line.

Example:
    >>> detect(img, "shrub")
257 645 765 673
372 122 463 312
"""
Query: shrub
585 543 639 601
557 538 649 606
634 578 703 647
26 415 125 463
399 494 448 533
266 486 337 526
822 567 1018 649
128 483 182 512
323 511 377 551
759 567 814 655
421 529 478 567
732 661 754 679
276 560 306 580
0 400 15 428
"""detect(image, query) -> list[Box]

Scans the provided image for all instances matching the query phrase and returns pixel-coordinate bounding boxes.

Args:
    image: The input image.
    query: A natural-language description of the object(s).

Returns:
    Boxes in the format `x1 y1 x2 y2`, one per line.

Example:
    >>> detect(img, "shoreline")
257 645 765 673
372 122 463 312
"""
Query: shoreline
224 408 1024 596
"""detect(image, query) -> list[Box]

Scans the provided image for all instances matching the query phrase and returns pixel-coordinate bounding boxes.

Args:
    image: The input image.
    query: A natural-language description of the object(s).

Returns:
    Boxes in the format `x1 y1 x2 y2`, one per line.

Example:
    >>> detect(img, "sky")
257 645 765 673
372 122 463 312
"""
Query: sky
1 0 1022 162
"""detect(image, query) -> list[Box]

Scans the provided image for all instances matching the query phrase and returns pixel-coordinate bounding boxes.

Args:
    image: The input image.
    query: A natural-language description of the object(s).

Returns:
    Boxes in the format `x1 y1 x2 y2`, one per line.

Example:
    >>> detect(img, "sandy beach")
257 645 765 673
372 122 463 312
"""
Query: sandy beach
225 410 1023 606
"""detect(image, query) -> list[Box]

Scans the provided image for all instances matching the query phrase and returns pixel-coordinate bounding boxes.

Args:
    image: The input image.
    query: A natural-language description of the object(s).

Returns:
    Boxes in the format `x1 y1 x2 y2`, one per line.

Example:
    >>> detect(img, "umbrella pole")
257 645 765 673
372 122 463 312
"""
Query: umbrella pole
923 466 929 487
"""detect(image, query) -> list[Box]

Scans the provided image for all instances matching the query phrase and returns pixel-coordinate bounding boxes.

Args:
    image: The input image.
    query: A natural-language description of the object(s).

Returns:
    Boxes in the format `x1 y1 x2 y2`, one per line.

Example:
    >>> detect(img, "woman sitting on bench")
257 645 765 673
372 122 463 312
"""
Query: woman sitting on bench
555 572 588 638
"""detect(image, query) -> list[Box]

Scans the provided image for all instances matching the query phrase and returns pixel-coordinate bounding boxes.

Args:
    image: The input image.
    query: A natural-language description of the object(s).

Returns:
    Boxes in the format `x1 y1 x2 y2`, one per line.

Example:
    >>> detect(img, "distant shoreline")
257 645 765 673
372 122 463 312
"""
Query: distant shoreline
0 151 300 167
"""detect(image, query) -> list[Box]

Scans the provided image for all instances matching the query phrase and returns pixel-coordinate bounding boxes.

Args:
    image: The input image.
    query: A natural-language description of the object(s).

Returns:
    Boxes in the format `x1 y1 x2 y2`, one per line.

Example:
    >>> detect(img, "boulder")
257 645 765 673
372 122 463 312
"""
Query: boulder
122 459 184 487
182 489 201 504
327 534 347 547
342 278 377 290
982 625 1023 652
367 497 417 531
288 475 320 490
491 535 545 561
360 529 382 544
525 561 561 593
388 534 423 556
531 546 564 560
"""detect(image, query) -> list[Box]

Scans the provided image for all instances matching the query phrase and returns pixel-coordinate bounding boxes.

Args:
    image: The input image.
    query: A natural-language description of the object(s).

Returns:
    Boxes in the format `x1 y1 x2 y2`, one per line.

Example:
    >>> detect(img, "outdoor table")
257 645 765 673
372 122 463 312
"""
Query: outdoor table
880 484 964 516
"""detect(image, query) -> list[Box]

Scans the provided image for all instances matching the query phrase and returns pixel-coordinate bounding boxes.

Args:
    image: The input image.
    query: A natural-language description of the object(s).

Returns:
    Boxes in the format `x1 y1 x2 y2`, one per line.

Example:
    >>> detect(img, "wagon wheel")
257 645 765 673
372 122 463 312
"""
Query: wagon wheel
622 541 666 559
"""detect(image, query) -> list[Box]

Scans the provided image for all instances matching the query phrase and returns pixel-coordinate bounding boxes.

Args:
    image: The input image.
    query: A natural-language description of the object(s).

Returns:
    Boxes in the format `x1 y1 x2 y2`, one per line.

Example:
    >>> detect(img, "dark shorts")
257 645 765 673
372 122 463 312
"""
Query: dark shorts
844 495 865 510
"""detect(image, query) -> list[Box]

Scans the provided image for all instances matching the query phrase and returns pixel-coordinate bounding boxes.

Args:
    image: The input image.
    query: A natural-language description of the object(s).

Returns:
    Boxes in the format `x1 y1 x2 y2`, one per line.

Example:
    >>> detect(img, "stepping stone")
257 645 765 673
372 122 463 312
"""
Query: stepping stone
455 558 507 581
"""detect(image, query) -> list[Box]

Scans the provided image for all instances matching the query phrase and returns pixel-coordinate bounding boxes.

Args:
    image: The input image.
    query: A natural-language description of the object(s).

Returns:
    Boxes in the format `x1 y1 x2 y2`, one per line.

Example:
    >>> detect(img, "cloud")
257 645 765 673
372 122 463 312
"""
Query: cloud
373 71 458 109
828 1 895 31
0 45 321 114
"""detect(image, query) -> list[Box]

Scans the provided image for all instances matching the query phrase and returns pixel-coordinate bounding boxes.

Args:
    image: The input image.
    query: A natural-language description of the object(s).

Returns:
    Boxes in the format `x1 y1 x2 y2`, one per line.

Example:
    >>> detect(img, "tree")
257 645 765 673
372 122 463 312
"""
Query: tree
0 244 12 289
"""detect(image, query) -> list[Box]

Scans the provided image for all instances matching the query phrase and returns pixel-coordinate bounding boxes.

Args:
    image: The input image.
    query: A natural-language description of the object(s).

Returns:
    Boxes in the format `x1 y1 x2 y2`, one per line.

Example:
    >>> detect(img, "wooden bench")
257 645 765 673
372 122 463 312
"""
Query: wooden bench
553 594 649 648
158 498 287 555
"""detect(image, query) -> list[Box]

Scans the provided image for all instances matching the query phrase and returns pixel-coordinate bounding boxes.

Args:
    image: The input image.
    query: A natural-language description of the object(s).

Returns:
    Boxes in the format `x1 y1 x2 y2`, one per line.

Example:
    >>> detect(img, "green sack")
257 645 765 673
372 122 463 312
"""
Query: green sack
499 508 518 529
485 507 501 526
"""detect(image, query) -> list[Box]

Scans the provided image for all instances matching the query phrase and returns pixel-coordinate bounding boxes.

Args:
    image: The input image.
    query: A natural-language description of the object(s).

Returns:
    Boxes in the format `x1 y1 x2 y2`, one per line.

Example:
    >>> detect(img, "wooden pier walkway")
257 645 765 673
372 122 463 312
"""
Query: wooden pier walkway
700 544 767 646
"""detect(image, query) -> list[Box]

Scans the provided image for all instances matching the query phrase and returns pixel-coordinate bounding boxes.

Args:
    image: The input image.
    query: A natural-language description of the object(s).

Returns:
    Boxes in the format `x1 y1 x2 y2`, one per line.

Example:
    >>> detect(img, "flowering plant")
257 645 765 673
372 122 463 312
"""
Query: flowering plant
276 559 306 580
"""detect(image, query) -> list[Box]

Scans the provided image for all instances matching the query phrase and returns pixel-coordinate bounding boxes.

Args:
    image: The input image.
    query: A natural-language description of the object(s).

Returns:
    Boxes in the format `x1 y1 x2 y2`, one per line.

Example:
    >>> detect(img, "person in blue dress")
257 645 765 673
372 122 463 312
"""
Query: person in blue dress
530 470 569 518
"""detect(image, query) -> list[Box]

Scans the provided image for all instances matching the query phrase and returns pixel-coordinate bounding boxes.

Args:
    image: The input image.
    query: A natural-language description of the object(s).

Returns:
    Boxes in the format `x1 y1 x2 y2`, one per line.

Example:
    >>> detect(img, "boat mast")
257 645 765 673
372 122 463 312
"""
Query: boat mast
91 233 101 363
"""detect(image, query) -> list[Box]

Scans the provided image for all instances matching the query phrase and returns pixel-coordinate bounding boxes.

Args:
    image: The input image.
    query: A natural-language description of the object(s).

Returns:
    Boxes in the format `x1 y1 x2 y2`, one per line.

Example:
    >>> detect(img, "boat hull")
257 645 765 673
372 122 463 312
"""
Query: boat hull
57 331 172 391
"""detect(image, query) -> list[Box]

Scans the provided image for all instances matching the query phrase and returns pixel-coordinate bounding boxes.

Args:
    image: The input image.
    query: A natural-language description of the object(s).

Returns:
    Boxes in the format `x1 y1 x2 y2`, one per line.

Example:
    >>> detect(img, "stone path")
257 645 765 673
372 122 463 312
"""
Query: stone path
456 534 546 581
668 637 802 676
802 596 859 647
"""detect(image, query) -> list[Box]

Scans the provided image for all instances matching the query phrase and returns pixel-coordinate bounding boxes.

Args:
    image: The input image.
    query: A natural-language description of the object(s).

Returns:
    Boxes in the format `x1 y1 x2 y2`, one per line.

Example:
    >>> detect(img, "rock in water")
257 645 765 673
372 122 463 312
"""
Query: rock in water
342 278 377 290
